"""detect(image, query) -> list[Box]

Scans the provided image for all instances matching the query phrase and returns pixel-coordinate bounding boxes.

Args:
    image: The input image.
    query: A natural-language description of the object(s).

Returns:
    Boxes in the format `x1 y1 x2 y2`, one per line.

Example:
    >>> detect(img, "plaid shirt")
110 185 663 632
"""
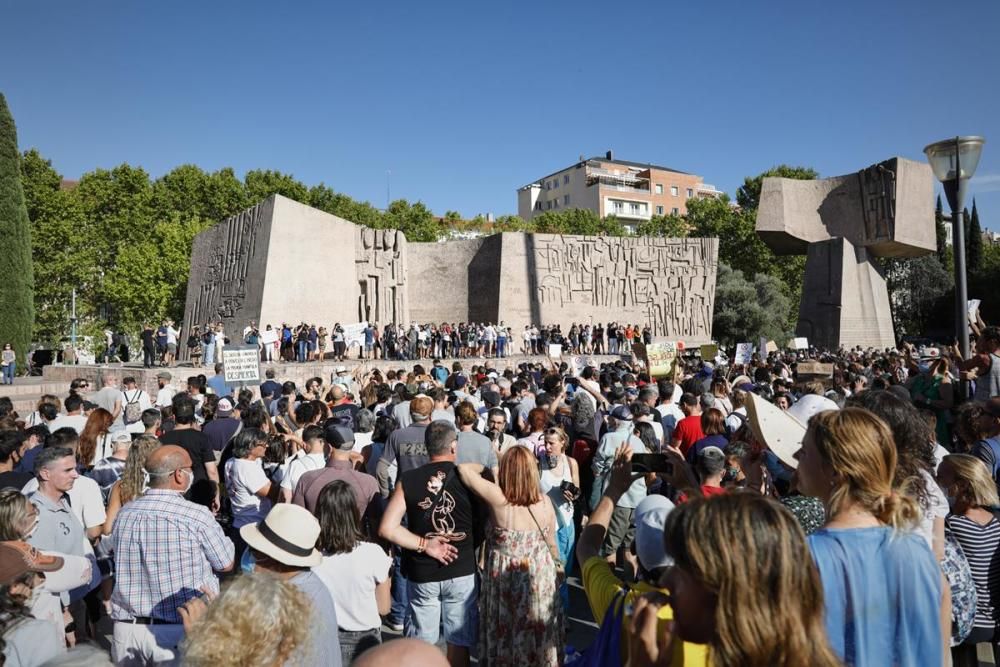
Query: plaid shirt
110 489 234 623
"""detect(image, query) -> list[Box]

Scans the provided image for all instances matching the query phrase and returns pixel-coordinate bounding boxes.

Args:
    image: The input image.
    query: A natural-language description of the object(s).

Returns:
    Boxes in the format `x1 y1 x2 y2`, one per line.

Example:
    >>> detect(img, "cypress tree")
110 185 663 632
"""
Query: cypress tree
0 94 35 369
968 198 983 274
935 195 948 266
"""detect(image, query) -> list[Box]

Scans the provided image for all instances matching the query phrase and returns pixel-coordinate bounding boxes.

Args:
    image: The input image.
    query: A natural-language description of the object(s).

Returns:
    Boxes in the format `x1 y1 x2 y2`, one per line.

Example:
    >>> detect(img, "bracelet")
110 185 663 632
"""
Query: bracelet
417 537 426 553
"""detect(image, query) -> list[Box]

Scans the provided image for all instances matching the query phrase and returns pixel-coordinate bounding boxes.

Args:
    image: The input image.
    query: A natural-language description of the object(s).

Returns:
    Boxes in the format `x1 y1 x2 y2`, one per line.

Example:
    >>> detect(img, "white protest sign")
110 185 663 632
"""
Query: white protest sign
793 337 809 350
969 299 981 324
260 328 278 346
222 346 261 386
734 343 754 365
759 336 768 359
548 343 563 359
342 323 367 349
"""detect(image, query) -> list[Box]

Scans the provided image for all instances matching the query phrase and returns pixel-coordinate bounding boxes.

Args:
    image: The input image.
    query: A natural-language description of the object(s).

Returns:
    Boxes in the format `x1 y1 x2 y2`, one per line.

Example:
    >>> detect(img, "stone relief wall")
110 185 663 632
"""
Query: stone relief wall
355 228 408 326
526 235 718 340
182 198 272 338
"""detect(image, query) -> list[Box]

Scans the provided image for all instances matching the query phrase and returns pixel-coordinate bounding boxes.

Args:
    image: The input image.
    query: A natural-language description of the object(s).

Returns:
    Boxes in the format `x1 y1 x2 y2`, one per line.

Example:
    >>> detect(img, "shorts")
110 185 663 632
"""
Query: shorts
166 343 177 354
600 506 636 557
407 573 477 647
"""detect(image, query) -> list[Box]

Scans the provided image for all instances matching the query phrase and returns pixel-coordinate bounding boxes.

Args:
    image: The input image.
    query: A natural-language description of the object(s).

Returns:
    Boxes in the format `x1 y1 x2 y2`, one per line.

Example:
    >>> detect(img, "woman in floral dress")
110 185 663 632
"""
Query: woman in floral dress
457 447 565 666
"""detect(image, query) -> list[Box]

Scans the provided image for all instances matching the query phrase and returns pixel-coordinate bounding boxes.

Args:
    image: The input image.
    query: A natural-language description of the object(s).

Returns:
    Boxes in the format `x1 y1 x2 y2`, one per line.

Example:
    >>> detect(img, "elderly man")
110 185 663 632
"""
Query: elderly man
110 445 234 666
591 405 647 573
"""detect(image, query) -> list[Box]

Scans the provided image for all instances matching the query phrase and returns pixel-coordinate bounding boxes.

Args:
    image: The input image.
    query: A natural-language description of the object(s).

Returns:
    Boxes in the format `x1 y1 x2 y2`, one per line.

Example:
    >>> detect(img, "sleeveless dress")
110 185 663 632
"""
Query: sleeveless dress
974 352 1000 402
479 507 564 666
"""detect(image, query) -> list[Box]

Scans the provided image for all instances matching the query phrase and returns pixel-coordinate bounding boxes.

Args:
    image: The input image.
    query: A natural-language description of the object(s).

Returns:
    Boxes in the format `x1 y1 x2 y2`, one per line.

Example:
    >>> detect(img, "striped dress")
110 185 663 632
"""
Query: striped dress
947 513 1000 629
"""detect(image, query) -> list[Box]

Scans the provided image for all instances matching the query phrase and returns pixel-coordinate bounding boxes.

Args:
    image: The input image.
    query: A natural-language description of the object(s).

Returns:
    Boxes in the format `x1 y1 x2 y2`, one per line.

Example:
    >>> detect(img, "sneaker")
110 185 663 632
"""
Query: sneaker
386 620 403 632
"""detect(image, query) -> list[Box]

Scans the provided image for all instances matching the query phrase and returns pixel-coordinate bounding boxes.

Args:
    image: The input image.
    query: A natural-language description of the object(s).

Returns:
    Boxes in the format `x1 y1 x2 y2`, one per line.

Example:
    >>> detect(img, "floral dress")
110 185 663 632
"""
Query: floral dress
479 518 564 666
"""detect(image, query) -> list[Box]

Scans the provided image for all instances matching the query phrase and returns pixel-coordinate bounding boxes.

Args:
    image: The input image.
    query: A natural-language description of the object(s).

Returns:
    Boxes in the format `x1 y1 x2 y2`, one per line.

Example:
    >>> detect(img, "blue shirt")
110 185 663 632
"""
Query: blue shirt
809 526 941 667
206 374 231 397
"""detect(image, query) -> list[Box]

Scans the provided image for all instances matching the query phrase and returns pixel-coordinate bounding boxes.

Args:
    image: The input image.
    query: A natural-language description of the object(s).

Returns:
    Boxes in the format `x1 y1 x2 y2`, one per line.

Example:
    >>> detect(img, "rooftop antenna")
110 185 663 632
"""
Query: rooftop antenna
386 170 391 209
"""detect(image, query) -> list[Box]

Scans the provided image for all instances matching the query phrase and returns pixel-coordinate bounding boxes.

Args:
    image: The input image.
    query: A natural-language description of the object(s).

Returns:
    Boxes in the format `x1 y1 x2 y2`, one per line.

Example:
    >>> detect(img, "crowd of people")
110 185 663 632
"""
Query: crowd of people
120 320 655 370
1 323 1000 666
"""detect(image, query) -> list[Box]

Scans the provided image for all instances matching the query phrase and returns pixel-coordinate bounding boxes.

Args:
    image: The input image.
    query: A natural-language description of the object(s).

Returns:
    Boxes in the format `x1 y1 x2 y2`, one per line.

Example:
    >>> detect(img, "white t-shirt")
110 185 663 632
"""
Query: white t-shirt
280 452 327 492
225 458 272 529
155 386 176 408
353 431 373 455
48 414 88 435
313 542 392 631
166 327 179 345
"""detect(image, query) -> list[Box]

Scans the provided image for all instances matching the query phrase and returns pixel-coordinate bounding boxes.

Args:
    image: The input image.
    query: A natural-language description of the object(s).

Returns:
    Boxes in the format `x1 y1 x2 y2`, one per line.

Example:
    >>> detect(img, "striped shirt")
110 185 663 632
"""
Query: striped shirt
947 513 1000 628
110 489 234 623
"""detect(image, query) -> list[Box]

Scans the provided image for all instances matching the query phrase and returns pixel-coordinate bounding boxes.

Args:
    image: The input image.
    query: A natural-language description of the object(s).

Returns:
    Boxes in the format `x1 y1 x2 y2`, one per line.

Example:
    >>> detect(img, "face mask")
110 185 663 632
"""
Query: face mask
182 468 194 494
240 549 256 574
918 362 931 374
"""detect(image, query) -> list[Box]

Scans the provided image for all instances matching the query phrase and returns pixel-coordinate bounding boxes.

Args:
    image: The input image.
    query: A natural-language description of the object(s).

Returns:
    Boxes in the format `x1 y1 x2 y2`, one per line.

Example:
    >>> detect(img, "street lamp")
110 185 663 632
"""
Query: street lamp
923 135 986 361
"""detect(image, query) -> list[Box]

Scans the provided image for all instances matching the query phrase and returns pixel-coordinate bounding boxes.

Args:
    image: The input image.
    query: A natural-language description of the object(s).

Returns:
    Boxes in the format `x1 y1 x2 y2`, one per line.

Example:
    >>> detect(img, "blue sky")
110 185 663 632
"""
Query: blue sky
2 0 999 229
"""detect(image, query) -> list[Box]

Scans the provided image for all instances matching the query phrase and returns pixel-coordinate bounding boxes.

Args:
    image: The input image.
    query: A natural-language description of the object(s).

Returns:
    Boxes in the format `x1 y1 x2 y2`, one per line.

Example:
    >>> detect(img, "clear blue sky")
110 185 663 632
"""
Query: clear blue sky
3 0 999 229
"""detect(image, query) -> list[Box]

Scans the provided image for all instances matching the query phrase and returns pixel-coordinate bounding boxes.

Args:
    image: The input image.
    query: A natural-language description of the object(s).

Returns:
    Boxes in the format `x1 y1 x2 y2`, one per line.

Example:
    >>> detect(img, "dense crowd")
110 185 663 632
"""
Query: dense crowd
125 320 653 369
1 324 1000 666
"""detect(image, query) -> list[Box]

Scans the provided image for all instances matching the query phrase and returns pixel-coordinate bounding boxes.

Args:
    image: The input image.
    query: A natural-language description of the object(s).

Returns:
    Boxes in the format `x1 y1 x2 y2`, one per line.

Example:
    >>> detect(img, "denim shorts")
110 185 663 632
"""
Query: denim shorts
406 573 477 648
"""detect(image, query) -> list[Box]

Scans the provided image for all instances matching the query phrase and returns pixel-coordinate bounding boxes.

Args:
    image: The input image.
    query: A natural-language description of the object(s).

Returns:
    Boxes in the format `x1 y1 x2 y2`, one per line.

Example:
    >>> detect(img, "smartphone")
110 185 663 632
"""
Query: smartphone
631 453 674 475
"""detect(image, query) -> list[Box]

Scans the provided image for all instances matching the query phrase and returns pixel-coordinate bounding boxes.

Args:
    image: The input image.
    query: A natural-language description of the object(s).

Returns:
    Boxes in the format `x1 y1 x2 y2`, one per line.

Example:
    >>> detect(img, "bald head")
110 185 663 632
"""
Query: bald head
144 445 191 489
353 639 447 667
330 385 345 401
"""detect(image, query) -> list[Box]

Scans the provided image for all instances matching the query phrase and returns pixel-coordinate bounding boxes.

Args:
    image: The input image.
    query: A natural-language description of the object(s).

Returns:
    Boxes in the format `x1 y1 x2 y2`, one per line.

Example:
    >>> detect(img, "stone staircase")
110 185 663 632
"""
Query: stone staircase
0 377 73 415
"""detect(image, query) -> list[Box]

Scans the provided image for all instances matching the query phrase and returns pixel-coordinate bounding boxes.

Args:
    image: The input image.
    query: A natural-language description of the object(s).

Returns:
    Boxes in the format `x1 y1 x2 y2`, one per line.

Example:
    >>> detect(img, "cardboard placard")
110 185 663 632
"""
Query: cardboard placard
796 362 834 378
646 342 678 378
342 323 367 349
548 343 563 359
734 343 754 365
793 337 809 351
766 340 778 354
260 328 278 346
969 299 981 324
221 346 261 385
699 344 719 360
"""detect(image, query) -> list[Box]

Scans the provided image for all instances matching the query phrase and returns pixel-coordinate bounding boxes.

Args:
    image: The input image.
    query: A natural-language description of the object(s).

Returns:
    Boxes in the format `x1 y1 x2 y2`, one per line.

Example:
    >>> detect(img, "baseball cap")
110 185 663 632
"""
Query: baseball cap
609 405 633 421
156 371 172 380
634 495 675 572
410 396 433 420
217 397 235 417
0 541 63 585
481 390 501 408
454 375 468 389
324 424 355 450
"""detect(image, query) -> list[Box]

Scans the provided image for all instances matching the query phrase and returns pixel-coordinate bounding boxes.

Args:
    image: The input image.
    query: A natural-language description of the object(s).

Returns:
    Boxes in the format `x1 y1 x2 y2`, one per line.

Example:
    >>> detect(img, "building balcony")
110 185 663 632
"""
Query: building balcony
695 183 724 197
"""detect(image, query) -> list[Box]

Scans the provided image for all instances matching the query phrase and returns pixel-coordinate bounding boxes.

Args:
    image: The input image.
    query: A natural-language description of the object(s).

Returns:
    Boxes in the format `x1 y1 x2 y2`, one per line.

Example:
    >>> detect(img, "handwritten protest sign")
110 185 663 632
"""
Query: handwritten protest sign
646 342 678 378
342 323 367 350
793 337 809 350
734 343 754 365
222 346 261 386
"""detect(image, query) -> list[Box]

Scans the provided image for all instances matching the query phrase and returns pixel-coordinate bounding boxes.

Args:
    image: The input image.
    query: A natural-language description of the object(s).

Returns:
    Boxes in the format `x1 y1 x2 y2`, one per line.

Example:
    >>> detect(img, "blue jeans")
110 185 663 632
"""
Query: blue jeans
556 521 575 610
297 340 307 362
497 338 506 357
204 342 215 365
407 573 478 648
390 548 409 628
1 362 13 384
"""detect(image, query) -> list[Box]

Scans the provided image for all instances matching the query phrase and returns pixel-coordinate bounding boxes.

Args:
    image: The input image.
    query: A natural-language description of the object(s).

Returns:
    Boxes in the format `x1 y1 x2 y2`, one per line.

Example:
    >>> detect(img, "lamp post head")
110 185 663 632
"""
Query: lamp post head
924 136 985 211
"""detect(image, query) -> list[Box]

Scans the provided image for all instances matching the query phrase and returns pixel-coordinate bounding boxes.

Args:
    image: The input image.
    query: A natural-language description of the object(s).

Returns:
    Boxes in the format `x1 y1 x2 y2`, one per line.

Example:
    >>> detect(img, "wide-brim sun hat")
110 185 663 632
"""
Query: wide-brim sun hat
745 393 840 469
240 504 322 568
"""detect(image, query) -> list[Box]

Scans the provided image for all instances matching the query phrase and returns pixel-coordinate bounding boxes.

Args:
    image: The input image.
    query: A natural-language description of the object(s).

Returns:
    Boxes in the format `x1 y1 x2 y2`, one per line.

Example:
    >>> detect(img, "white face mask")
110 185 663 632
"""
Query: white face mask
181 468 194 493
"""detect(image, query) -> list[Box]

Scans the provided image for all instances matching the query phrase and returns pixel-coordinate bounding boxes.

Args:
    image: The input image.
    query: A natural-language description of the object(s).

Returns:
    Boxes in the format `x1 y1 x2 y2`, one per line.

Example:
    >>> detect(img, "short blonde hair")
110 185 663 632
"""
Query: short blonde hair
183 573 313 667
943 454 1000 508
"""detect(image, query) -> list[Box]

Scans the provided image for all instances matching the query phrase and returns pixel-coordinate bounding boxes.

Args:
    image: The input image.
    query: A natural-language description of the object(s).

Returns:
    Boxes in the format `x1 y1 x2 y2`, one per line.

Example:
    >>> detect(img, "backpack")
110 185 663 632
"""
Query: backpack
202 331 213 345
123 390 144 424
943 527 977 646
726 410 747 438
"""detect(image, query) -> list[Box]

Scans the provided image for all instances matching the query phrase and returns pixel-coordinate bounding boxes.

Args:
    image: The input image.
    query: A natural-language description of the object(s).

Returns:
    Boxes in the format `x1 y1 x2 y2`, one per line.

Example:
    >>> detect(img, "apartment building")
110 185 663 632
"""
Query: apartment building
517 151 723 223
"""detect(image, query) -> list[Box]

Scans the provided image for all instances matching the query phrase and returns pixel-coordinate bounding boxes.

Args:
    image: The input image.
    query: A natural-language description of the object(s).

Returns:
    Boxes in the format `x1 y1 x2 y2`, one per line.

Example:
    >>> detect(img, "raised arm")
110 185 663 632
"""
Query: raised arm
456 463 506 507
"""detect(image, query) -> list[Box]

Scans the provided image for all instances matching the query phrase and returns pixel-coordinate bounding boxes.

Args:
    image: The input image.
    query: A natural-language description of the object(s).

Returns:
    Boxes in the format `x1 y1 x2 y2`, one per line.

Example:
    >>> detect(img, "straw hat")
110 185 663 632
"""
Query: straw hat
240 505 322 568
745 393 840 468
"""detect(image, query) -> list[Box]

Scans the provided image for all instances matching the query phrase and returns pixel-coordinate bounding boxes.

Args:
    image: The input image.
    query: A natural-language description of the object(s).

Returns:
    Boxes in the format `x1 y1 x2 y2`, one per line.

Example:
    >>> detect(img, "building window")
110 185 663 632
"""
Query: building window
656 205 664 215
629 202 642 215
546 201 551 210
563 174 569 185
671 207 679 215
554 200 559 208
671 186 679 197
564 194 570 205
655 184 663 195
534 201 542 211
553 179 559 189
545 181 550 190
686 188 693 198
613 200 624 213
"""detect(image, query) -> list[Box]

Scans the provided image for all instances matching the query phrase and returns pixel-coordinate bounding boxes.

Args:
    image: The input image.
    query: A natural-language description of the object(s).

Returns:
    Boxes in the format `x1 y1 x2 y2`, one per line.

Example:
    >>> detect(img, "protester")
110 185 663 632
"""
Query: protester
224 429 279 545
102 435 162 536
77 407 114 470
239 503 343 666
537 425 578 608
457 446 564 666
313 480 392 664
379 420 479 667
798 408 943 666
181 573 311 667
0 541 66 665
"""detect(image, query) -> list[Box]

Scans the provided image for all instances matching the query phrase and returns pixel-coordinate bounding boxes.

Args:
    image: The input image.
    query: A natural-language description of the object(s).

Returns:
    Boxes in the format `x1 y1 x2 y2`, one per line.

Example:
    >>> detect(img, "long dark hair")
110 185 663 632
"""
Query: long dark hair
315 481 362 554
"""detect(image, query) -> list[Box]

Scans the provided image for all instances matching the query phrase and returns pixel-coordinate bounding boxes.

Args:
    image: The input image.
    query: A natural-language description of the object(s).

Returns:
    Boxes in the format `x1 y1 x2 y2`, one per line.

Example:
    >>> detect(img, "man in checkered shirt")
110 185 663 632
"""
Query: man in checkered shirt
109 445 234 666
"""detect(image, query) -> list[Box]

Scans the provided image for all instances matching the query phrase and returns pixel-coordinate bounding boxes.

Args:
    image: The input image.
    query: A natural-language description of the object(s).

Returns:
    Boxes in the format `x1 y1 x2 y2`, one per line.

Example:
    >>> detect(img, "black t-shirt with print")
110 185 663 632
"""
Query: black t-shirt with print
400 461 478 583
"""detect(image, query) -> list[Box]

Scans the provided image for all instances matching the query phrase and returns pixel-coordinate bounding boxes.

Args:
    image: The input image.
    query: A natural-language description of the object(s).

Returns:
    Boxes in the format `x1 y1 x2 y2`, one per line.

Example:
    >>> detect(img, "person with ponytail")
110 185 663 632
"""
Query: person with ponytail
797 407 943 667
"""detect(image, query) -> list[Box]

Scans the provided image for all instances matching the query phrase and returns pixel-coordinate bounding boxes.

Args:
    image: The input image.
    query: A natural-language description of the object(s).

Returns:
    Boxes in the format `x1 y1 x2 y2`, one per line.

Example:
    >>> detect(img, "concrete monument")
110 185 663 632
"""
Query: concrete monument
182 194 719 351
756 157 935 349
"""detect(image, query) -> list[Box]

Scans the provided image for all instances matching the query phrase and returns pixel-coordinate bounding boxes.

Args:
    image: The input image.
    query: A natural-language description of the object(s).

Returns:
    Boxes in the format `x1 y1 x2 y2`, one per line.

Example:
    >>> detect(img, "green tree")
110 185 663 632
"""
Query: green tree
635 213 688 238
103 214 213 334
887 255 954 336
711 264 791 347
20 150 91 341
306 184 384 228
935 195 948 266
151 165 248 223
244 169 309 205
968 199 983 274
492 215 533 233
0 94 35 364
384 199 441 242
